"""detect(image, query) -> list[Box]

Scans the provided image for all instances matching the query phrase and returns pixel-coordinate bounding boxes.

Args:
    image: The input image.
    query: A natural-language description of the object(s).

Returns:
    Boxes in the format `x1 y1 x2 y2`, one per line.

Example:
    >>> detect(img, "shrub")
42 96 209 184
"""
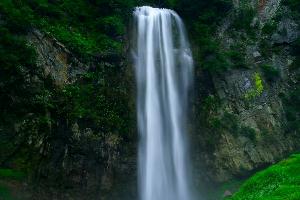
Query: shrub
262 21 277 35
231 7 257 36
95 15 125 37
283 87 300 135
175 0 232 74
220 112 239 135
193 25 229 73
261 64 280 82
259 39 272 57
226 50 247 69
202 95 220 112
283 0 300 19
239 126 256 141
0 2 33 33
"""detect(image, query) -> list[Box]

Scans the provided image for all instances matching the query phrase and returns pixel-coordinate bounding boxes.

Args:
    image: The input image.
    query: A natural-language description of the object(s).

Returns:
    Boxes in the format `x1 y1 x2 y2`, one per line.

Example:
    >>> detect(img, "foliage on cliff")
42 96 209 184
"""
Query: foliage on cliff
0 0 133 59
0 5 47 172
177 0 233 72
0 0 137 179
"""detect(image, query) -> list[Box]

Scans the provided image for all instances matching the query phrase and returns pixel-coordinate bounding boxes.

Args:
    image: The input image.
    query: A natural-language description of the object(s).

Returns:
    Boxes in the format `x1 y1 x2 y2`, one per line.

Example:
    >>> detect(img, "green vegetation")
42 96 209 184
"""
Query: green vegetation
259 39 273 57
229 154 300 200
282 87 300 135
0 168 25 200
282 29 300 136
226 47 248 69
0 0 134 59
0 0 136 180
231 7 257 37
177 0 259 73
283 0 300 19
204 108 257 141
290 38 300 70
261 64 280 82
175 0 233 73
245 72 264 100
219 112 239 135
0 169 25 181
262 21 278 35
239 126 256 141
0 6 47 173
0 185 13 200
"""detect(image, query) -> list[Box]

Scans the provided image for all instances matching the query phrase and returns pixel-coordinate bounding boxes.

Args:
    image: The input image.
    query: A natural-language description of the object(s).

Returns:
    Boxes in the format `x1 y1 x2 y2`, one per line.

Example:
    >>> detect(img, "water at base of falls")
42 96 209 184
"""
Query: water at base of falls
133 6 194 200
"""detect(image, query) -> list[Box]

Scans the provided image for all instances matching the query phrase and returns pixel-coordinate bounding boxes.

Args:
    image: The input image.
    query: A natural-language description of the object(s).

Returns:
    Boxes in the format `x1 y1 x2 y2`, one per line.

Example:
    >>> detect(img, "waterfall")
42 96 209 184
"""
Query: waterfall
133 6 194 200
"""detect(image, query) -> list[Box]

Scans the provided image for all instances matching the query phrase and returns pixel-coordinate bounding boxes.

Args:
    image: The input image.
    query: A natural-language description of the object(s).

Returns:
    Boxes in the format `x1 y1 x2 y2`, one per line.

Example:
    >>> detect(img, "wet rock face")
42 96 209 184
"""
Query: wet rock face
27 29 88 86
193 0 300 183
24 29 137 200
195 66 299 182
208 72 297 181
272 18 299 44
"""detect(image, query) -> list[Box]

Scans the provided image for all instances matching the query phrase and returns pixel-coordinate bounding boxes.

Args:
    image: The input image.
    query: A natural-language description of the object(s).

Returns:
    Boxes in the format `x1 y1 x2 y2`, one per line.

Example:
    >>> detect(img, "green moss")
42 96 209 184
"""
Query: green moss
0 169 25 181
229 154 300 200
254 73 264 93
0 169 25 200
245 73 264 100
0 184 14 200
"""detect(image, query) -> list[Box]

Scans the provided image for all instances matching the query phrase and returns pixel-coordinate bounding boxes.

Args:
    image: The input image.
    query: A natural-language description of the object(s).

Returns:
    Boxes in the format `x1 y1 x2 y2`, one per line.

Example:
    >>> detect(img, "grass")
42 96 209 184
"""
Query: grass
0 169 25 181
0 168 25 200
0 185 13 200
228 154 300 200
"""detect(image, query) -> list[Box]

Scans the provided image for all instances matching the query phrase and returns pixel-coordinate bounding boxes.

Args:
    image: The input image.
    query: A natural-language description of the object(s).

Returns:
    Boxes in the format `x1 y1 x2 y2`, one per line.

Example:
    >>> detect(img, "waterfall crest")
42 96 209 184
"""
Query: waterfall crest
133 6 193 200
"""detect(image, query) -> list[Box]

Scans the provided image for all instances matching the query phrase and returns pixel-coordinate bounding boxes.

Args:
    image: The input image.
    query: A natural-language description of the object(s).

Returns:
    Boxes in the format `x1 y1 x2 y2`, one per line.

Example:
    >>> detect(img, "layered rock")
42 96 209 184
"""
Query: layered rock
23 29 137 200
193 0 300 183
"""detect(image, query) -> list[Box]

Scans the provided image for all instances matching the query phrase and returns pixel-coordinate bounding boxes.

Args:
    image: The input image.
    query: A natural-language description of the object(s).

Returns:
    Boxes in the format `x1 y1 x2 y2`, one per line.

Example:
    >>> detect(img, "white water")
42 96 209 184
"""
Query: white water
133 6 194 200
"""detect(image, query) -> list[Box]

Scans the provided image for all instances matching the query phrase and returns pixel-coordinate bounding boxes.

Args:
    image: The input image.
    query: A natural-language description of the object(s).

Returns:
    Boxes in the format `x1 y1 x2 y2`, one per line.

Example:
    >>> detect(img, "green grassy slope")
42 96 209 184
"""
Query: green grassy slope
0 169 26 200
229 154 300 200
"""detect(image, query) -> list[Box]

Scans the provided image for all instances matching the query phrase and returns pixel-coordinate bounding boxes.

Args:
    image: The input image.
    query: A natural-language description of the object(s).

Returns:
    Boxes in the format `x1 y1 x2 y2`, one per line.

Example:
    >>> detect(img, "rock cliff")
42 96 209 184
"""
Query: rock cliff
192 0 300 185
1 1 299 199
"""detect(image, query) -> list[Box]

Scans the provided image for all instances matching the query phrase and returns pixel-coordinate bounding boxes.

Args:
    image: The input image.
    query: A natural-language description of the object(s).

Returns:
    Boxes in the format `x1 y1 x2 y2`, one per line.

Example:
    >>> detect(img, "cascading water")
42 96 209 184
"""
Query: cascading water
133 6 194 200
